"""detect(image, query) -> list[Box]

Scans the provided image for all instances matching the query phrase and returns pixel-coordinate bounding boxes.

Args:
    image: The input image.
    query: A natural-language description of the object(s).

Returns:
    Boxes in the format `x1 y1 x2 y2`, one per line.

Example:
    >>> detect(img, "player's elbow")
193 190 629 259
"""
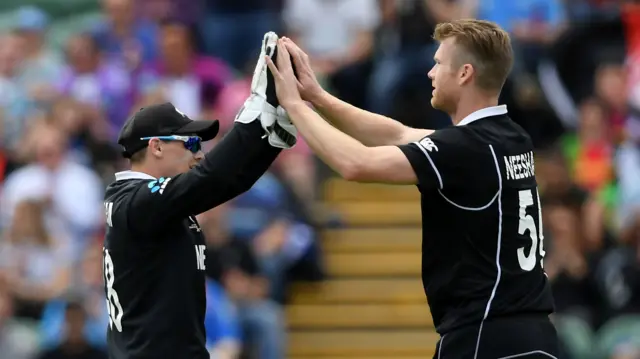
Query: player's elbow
339 158 371 182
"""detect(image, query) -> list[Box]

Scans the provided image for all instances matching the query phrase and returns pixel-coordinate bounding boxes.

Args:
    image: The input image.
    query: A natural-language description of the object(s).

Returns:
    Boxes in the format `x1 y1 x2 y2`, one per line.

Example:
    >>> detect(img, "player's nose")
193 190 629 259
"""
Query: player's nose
193 151 204 162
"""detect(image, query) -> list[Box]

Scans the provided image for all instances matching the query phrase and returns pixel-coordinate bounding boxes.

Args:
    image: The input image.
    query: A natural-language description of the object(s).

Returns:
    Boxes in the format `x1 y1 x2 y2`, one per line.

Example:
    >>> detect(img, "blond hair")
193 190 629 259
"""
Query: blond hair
434 19 513 92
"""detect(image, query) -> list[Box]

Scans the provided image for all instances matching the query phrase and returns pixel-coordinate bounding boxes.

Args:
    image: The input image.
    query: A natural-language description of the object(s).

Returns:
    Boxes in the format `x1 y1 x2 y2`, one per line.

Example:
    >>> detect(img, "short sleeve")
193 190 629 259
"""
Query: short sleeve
397 128 469 190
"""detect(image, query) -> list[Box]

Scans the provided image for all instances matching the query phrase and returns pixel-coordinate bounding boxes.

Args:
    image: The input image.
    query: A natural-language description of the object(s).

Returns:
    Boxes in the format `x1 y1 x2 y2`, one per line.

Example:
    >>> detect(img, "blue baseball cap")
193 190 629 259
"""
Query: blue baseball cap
15 6 49 32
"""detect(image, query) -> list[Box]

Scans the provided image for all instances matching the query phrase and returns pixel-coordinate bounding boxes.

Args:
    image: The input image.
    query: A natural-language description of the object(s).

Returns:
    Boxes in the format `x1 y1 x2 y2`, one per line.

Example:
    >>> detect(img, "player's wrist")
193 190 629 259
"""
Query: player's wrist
283 100 309 116
307 88 330 107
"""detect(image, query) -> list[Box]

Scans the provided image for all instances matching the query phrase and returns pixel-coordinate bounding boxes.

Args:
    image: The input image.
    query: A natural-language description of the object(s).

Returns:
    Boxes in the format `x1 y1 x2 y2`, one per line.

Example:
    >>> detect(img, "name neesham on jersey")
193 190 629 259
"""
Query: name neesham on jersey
504 151 535 180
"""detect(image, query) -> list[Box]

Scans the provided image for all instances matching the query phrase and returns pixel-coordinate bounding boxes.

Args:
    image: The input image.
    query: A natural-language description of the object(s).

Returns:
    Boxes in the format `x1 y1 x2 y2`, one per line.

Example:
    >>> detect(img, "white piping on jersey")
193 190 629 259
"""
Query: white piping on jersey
115 170 156 181
473 144 503 359
497 350 558 359
412 141 443 189
412 104 507 190
457 105 508 126
437 334 445 359
438 189 499 211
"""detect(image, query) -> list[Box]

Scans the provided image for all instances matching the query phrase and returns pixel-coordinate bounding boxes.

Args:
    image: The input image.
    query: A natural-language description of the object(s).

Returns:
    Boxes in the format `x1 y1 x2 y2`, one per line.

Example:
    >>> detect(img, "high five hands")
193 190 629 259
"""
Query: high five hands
265 37 325 109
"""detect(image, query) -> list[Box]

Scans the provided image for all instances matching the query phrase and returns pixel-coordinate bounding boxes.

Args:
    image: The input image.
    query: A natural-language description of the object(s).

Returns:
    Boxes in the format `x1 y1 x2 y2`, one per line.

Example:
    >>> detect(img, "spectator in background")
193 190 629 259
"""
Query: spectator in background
594 64 628 142
204 278 242 359
537 146 608 252
283 0 380 108
470 0 566 75
199 205 286 359
0 124 103 260
0 283 39 359
36 301 107 359
544 204 596 322
137 0 172 23
563 99 615 194
13 6 63 109
0 200 72 321
57 33 133 142
94 0 158 68
47 98 121 181
368 0 466 124
200 0 282 70
40 243 108 350
226 171 316 303
616 136 640 235
565 0 619 22
0 32 32 154
137 20 232 120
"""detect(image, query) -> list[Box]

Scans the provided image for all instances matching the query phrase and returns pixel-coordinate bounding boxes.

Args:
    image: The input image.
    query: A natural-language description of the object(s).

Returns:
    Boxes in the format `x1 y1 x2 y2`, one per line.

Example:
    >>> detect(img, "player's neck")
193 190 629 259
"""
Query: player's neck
130 164 163 180
450 94 500 126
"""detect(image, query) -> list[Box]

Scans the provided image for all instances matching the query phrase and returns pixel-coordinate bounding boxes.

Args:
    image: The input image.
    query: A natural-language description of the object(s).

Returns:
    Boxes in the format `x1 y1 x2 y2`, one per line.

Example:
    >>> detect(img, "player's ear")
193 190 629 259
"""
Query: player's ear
149 138 163 159
458 63 474 86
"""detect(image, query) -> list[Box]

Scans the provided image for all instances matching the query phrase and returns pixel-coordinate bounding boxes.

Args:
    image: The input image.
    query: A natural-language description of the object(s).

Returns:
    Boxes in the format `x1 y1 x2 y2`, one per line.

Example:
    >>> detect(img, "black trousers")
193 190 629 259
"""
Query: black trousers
434 314 560 359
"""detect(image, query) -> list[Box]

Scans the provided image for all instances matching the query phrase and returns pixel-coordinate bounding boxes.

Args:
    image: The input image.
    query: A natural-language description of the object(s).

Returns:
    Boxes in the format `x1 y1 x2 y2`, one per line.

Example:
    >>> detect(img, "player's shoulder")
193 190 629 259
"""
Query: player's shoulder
105 171 170 201
466 114 531 141
421 123 494 159
105 177 147 202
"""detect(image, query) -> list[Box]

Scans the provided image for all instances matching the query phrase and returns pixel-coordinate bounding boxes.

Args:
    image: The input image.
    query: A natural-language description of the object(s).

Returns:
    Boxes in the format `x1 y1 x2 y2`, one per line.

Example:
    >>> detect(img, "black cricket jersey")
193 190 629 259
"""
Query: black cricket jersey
102 122 280 359
397 105 554 334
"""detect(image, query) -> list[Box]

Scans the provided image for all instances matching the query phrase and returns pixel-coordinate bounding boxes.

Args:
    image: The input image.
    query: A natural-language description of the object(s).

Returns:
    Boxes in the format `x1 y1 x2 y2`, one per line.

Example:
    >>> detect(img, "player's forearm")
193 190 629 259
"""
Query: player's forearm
286 102 370 180
311 90 408 146
189 122 274 210
225 142 282 200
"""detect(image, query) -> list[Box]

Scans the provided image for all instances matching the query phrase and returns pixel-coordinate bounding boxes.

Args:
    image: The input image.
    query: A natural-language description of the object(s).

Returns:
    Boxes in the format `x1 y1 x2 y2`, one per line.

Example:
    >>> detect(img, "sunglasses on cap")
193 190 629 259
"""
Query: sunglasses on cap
140 135 202 153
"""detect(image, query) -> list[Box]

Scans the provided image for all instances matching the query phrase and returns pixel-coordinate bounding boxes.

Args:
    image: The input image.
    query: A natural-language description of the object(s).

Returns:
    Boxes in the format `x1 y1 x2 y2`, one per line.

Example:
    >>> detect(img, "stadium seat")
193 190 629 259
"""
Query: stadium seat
288 330 439 357
287 179 432 358
321 228 421 253
287 303 433 329
325 252 421 277
291 278 425 304
323 178 420 203
329 202 422 226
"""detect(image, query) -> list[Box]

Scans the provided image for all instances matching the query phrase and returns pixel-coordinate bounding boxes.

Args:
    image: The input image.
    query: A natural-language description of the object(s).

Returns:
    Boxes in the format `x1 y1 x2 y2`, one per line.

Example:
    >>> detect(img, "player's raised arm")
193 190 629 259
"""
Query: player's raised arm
287 102 419 184
266 42 416 184
113 33 296 233
282 38 432 147
114 109 281 234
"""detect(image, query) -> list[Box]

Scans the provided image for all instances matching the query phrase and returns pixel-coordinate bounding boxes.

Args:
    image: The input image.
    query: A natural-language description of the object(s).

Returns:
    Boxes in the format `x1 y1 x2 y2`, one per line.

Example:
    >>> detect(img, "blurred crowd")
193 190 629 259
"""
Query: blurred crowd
0 0 638 358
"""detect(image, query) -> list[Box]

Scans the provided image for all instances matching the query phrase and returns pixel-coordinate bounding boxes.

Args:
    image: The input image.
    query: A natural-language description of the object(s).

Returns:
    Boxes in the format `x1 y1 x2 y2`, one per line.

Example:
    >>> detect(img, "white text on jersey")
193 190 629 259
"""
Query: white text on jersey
195 245 206 271
105 202 114 227
504 151 535 180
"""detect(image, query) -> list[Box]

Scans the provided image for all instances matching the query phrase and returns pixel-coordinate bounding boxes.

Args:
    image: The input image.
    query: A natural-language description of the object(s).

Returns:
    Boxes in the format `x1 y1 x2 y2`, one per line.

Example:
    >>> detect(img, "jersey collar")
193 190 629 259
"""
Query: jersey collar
115 170 157 181
456 105 508 126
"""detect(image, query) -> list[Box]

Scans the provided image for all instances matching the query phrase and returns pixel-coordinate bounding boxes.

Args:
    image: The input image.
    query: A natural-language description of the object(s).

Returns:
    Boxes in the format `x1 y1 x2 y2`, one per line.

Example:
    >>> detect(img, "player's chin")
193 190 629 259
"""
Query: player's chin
430 97 442 110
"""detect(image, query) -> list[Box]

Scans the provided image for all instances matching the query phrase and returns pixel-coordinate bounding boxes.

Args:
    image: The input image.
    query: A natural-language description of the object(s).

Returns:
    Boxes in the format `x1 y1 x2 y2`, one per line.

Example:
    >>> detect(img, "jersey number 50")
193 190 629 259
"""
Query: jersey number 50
517 189 546 271
104 248 124 332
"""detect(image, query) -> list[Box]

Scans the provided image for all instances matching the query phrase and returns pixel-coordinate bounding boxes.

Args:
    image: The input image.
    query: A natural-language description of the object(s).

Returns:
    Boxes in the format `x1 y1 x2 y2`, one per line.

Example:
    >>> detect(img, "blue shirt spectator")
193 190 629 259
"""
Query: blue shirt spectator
477 0 565 33
204 279 241 354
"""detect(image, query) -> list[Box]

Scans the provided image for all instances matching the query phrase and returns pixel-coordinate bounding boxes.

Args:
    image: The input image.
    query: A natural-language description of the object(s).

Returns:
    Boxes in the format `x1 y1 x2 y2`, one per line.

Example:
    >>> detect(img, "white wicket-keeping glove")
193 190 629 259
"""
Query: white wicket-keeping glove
234 31 296 149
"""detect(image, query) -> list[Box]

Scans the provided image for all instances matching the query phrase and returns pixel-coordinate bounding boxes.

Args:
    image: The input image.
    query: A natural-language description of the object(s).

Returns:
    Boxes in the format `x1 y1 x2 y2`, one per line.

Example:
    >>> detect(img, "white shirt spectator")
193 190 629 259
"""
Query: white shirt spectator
283 0 381 59
0 158 103 259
